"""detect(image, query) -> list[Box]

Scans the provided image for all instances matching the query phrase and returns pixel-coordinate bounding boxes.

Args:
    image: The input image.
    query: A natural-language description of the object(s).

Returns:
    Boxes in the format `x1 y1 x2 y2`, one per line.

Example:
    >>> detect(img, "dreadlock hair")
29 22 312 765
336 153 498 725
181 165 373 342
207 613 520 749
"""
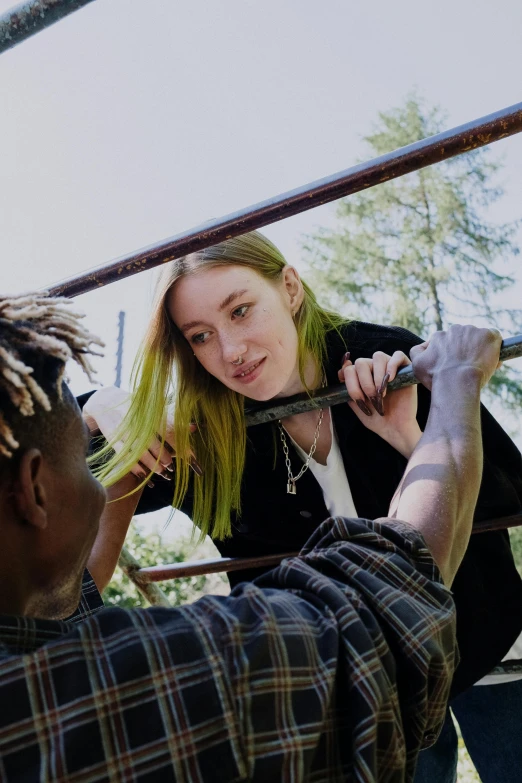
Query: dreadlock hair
0 293 103 461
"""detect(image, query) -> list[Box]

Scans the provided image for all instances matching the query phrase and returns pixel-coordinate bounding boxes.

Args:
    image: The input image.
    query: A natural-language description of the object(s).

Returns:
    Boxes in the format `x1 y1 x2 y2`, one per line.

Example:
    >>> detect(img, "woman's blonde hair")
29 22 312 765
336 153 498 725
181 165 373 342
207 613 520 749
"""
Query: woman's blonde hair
93 231 346 539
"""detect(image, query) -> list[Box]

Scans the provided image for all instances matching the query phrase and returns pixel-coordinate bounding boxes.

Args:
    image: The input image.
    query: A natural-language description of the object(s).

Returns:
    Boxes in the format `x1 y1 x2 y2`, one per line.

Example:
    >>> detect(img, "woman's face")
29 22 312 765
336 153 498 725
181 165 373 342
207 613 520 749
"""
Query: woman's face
168 264 308 401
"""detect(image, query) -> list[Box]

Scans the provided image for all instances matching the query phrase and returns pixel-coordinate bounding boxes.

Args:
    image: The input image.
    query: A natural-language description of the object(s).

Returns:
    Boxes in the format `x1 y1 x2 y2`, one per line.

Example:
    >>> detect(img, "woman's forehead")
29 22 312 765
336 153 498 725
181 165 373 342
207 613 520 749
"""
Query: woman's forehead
169 265 272 315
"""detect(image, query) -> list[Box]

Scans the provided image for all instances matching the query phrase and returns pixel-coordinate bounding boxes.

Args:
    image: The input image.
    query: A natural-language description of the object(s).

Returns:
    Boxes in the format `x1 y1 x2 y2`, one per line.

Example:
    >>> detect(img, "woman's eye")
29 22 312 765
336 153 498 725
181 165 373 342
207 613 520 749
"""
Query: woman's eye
192 331 210 345
232 305 249 319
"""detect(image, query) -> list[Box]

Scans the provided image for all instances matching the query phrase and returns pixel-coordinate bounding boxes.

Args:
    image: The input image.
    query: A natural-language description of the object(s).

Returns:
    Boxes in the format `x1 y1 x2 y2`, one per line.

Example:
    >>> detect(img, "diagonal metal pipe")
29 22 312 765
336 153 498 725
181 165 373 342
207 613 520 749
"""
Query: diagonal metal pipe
245 334 522 426
0 0 96 54
128 514 522 587
48 101 522 299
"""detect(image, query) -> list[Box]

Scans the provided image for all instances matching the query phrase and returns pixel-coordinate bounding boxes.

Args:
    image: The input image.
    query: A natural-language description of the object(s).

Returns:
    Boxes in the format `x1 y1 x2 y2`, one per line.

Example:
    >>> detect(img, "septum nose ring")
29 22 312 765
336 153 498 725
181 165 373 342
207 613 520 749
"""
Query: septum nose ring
232 355 244 365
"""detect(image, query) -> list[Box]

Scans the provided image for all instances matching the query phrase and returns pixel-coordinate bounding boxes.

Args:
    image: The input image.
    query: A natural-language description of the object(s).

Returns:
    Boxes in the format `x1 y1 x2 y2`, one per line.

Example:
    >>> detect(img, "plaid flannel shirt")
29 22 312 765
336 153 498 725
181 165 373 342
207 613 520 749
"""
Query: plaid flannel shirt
0 517 456 782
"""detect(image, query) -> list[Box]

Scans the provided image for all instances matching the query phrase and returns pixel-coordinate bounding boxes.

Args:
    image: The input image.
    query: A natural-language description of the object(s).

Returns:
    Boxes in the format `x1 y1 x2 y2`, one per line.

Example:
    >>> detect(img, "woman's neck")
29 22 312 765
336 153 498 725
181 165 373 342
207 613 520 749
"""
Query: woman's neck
276 351 332 465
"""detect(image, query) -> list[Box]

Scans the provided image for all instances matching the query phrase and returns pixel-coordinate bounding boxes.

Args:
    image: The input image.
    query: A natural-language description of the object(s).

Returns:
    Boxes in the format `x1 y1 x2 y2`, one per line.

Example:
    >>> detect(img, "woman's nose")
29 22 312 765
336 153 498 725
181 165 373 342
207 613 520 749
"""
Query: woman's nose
220 335 248 363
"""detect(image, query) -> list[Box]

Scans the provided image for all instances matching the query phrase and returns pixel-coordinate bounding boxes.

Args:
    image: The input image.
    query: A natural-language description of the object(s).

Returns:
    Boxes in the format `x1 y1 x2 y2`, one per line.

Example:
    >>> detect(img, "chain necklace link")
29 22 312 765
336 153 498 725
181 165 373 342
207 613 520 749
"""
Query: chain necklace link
278 372 327 495
278 408 324 495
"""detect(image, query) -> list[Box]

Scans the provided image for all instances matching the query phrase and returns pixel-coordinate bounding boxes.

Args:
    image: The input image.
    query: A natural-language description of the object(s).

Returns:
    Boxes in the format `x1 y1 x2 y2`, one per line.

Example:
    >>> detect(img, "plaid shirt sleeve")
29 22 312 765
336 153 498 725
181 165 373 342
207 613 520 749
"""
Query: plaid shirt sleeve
0 517 456 783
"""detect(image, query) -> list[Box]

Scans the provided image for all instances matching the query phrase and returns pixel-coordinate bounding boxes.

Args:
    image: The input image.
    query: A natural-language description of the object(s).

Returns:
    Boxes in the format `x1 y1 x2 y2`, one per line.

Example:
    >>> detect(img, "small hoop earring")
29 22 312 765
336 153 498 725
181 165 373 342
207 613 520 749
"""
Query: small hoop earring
232 355 244 365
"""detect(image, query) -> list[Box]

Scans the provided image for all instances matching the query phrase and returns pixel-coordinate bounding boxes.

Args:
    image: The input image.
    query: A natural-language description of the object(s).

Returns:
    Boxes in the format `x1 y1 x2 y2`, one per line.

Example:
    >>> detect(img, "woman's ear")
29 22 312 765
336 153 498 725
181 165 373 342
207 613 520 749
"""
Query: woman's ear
282 266 304 316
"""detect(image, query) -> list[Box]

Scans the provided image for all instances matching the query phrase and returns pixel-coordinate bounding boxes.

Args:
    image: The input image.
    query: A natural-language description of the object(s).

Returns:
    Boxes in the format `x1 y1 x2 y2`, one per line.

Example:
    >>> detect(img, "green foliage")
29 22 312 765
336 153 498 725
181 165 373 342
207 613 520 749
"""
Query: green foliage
510 526 522 577
303 94 522 406
103 522 227 608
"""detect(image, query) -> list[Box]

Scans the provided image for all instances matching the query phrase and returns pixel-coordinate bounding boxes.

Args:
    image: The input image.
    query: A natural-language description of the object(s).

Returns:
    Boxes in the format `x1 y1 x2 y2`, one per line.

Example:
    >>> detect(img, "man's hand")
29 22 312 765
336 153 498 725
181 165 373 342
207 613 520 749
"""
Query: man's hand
410 325 502 391
390 324 502 586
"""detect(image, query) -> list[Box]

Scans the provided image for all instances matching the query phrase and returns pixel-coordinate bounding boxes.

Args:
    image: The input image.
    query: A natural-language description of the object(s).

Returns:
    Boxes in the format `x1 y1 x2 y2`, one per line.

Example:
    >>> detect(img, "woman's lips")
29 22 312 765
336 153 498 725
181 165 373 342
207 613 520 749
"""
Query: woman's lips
232 357 266 383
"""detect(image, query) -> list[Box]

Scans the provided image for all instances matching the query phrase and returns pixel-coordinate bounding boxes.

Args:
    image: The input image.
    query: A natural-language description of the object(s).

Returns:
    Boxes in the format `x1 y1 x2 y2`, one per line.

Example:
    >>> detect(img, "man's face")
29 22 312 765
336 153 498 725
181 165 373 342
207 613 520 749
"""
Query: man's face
27 399 106 619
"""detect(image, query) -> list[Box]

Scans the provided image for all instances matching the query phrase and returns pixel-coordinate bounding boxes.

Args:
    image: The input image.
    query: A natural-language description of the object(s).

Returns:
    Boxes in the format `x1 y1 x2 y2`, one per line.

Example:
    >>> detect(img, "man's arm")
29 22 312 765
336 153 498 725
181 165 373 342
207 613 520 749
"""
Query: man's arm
390 325 502 586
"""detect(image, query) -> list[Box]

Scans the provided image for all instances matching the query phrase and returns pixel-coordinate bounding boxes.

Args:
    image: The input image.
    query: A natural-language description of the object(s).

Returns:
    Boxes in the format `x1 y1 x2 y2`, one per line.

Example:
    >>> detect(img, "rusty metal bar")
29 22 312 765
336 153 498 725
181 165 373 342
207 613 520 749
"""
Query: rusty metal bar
126 515 522 584
48 101 522 299
132 552 299 585
0 0 96 54
490 661 522 675
473 513 522 535
117 545 171 607
245 334 522 426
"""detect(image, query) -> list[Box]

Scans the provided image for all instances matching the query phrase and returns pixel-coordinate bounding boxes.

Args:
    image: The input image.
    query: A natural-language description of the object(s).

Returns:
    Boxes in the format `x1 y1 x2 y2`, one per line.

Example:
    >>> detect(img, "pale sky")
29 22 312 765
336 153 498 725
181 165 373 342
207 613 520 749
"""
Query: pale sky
1 0 521 420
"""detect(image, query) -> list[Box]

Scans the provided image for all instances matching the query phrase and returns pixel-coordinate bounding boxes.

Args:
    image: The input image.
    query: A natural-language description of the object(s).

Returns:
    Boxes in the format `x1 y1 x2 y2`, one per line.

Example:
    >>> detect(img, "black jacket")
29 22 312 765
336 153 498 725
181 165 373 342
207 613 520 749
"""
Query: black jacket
83 321 522 696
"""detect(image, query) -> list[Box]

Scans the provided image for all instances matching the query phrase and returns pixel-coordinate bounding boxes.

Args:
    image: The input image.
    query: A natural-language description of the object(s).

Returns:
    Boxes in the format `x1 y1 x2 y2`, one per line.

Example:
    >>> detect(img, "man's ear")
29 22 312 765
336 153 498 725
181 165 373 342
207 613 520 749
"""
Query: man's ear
282 266 304 315
12 449 48 530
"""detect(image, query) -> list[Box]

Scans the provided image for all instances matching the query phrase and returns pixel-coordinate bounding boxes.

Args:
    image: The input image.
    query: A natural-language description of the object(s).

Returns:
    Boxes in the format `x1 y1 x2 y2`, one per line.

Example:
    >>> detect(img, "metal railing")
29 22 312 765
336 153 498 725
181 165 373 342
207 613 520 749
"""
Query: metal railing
0 0 96 54
120 513 522 608
47 101 522 299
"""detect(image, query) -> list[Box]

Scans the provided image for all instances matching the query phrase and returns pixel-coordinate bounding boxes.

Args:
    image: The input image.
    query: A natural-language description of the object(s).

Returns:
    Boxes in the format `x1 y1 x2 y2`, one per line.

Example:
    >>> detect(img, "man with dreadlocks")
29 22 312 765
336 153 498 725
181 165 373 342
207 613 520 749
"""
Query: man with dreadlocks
0 292 503 782
0 293 106 620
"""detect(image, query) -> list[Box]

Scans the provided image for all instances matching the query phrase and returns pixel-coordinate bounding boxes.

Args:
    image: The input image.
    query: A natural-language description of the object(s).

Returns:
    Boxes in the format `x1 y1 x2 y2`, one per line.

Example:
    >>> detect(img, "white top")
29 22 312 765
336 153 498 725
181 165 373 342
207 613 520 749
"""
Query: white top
475 633 522 685
288 414 357 519
289 414 522 686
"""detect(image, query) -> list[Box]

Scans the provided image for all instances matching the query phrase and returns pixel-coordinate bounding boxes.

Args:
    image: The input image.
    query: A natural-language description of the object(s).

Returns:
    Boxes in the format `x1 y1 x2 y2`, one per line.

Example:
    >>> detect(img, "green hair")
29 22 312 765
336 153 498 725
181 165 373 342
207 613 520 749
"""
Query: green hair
92 231 346 540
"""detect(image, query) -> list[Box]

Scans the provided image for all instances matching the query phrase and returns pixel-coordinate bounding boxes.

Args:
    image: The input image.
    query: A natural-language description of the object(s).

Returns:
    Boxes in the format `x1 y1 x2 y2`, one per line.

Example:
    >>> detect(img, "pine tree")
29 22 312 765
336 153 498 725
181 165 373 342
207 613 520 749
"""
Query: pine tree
303 95 522 407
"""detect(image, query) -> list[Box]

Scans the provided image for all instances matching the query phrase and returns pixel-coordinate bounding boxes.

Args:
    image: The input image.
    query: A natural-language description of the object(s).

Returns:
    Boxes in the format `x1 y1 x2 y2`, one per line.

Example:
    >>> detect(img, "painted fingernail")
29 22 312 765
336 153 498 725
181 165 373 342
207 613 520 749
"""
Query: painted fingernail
159 470 172 481
370 396 385 417
342 351 351 365
189 456 203 476
156 434 176 455
165 463 174 473
147 481 155 489
378 372 390 397
356 399 373 417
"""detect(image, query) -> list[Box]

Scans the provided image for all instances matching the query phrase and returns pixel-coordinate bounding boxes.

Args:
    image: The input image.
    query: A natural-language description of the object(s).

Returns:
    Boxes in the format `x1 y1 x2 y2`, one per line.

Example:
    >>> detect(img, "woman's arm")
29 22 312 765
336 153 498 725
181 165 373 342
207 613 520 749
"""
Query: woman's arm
87 474 145 593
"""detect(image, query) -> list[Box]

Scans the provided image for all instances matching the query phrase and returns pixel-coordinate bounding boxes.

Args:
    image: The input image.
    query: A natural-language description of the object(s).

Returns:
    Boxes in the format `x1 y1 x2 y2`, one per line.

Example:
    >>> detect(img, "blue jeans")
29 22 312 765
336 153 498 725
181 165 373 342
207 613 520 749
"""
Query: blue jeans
414 679 522 783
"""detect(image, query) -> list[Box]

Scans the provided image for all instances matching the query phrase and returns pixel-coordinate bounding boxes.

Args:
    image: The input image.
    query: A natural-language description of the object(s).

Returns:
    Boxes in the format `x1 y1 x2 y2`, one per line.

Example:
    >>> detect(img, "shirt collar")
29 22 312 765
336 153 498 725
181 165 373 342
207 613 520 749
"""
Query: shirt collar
0 614 72 658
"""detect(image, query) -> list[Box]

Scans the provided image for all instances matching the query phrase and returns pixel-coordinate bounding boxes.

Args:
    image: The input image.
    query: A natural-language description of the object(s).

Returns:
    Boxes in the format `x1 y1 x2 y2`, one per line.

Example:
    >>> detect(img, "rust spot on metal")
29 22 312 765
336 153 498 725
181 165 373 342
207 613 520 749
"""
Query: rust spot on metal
0 0 97 56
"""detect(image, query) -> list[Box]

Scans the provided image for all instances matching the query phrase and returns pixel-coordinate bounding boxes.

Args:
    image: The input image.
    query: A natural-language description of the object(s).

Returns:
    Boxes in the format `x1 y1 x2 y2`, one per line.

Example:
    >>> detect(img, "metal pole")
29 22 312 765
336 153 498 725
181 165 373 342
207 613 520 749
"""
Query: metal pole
114 310 125 388
0 0 97 54
127 514 522 585
132 551 299 584
118 546 171 607
48 101 522 299
244 334 522 426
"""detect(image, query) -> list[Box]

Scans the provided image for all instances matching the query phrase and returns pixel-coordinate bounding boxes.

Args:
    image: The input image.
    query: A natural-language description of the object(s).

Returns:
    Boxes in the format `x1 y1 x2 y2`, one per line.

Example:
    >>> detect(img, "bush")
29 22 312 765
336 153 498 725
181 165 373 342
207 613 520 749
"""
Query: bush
510 526 522 577
103 521 228 608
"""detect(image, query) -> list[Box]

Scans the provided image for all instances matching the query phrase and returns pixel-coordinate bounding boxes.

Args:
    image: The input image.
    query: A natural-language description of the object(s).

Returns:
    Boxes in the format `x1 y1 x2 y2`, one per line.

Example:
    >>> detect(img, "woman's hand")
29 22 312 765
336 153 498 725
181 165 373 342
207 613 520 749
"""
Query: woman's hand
338 350 422 459
83 386 201 483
